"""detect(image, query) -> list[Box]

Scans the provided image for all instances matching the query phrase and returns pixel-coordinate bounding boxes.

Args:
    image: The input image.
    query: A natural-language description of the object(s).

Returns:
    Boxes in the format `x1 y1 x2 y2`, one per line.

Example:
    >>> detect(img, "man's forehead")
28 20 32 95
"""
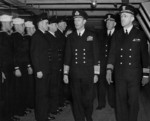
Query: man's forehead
15 23 24 25
121 12 132 16
60 21 66 24
74 16 84 20
43 20 48 23
107 19 115 22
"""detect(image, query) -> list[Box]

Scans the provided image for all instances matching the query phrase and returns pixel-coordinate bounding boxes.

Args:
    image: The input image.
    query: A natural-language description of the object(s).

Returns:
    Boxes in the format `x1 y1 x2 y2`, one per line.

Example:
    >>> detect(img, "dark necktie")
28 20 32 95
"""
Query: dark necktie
108 31 111 36
79 32 81 37
125 30 128 35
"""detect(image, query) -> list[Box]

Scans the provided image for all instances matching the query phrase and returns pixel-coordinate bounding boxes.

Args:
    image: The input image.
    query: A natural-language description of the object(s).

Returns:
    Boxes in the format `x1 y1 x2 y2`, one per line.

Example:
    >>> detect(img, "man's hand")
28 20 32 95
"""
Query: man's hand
93 75 98 83
2 72 6 79
106 70 113 85
27 67 33 75
65 30 72 37
63 75 69 84
37 71 43 79
2 72 6 83
142 76 149 86
15 69 22 77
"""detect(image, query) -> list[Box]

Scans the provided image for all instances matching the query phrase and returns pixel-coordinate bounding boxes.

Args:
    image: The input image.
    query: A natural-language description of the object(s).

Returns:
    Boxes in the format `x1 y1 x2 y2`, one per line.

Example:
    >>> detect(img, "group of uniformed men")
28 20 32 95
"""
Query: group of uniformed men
0 16 36 121
0 3 149 121
0 12 70 121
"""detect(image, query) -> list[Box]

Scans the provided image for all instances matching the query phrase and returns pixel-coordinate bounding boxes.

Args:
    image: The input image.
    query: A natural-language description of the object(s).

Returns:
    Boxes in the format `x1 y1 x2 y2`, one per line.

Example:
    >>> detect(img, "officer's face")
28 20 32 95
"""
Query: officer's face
120 12 134 28
59 21 67 31
74 17 86 30
42 20 48 31
48 23 57 32
106 20 116 30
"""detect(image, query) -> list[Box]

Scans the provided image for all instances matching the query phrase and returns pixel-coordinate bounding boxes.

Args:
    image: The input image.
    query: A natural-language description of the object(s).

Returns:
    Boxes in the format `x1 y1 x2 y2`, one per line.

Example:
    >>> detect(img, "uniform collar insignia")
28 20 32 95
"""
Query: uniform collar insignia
122 6 126 11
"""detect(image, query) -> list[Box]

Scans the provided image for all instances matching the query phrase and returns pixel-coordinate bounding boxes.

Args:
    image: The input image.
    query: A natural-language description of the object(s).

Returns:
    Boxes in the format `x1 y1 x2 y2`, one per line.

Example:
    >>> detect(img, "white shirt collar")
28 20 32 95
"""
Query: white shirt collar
124 25 133 34
107 28 115 36
48 31 56 37
77 29 85 36
39 29 45 33
58 28 63 33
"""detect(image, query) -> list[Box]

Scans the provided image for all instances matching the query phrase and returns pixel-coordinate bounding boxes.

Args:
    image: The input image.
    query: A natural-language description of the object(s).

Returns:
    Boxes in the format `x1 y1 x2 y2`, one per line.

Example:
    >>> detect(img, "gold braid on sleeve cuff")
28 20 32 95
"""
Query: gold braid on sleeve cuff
94 65 100 75
106 64 114 71
64 65 70 75
143 68 150 77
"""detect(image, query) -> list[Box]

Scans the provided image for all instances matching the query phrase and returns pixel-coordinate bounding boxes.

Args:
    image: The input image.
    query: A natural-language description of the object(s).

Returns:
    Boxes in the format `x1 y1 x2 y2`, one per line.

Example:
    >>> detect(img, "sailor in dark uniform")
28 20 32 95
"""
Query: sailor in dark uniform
106 4 149 121
12 17 30 115
24 21 36 109
45 16 62 119
0 14 14 120
97 13 117 109
63 10 100 121
30 13 50 121
56 16 70 107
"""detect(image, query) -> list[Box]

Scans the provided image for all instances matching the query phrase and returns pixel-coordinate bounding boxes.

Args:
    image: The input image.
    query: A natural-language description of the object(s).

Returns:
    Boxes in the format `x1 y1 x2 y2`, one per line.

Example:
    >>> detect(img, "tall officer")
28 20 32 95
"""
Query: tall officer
45 16 61 119
0 14 14 120
63 10 100 121
24 21 36 109
30 13 50 121
97 13 117 109
106 4 149 121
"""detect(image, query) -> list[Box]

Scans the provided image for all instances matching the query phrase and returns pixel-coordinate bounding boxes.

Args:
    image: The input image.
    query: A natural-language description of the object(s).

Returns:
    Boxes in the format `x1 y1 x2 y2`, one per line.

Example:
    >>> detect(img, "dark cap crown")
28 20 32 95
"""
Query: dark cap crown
48 16 58 24
104 14 116 22
119 4 136 15
72 10 88 20
57 16 67 23
36 13 48 23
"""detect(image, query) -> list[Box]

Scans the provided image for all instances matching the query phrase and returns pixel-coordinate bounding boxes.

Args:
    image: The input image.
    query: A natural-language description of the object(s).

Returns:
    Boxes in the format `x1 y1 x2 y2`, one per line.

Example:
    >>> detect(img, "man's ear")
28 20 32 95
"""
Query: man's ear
131 15 135 22
114 21 117 27
83 19 87 24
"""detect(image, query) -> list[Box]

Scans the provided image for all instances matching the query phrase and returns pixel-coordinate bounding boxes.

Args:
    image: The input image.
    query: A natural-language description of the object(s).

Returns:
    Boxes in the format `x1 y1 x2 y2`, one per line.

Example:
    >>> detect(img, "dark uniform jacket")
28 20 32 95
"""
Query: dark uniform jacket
45 31 64 71
31 29 51 74
56 29 66 46
107 26 148 80
64 29 99 78
99 29 117 72
12 32 30 68
0 31 13 71
56 29 66 67
24 35 32 65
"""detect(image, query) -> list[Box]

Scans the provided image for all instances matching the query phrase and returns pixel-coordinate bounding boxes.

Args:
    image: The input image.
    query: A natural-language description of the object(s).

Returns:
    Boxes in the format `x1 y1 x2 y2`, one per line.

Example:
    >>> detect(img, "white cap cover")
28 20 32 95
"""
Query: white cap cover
13 18 24 24
0 14 12 22
25 21 34 27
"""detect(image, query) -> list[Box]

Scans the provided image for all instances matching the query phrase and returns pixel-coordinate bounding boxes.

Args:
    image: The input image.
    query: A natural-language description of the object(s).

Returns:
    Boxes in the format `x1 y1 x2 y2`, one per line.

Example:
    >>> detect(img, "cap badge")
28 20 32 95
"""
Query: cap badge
75 11 80 16
122 6 126 11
